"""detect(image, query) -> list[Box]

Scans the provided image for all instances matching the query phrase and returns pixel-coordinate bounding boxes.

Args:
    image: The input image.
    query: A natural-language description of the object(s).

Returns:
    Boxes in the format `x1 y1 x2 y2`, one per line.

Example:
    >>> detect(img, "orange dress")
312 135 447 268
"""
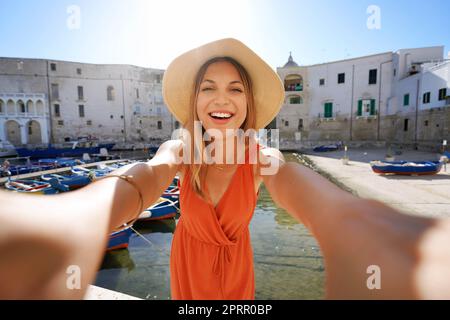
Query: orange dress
170 148 259 300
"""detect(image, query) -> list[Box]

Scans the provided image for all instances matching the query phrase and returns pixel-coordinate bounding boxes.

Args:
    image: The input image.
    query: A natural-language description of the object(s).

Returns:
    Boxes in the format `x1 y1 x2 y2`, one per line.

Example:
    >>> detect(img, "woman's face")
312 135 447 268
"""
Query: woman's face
196 61 247 135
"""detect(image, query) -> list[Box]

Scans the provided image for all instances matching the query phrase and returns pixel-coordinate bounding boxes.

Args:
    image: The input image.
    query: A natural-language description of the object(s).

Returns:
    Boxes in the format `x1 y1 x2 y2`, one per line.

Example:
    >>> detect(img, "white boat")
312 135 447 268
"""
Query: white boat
0 140 17 158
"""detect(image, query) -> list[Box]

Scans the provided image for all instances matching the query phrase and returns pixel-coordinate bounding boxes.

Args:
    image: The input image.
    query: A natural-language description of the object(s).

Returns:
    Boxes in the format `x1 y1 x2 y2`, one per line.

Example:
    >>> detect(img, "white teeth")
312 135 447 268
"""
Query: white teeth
210 112 232 119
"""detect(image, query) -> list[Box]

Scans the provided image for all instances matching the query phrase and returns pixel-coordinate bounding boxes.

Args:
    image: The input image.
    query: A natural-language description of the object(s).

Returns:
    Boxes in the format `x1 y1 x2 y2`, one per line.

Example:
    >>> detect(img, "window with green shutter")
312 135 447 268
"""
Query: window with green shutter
359 99 376 116
403 94 410 106
370 99 376 115
324 102 333 118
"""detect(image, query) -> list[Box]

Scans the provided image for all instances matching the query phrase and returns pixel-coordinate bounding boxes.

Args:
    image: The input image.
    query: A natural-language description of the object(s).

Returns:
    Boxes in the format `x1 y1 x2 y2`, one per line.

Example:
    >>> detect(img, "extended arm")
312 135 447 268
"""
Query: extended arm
0 139 183 299
261 153 450 299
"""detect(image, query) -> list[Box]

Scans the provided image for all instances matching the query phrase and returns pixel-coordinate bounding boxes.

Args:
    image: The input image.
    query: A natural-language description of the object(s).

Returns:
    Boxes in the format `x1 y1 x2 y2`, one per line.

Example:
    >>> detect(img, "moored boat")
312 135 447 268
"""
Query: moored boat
313 144 340 152
107 226 133 251
4 179 59 194
370 160 443 175
16 140 115 159
37 158 83 168
41 173 91 190
138 197 179 222
0 157 50 176
71 166 110 179
162 185 180 207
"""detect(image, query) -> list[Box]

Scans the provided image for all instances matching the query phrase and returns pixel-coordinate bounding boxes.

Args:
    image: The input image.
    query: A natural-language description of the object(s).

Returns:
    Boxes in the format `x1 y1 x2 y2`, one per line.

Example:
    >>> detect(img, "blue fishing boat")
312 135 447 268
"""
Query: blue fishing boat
37 158 84 168
4 179 59 194
313 144 340 152
370 160 443 175
0 157 53 177
16 140 115 159
41 173 91 190
1 164 37 176
171 176 180 187
107 226 133 251
71 166 109 179
162 185 180 206
138 198 179 222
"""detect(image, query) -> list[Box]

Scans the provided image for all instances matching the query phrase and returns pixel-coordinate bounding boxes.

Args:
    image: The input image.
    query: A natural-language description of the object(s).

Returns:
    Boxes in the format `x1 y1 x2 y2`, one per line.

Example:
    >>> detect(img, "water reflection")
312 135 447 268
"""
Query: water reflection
101 249 135 271
95 152 325 299
134 218 177 234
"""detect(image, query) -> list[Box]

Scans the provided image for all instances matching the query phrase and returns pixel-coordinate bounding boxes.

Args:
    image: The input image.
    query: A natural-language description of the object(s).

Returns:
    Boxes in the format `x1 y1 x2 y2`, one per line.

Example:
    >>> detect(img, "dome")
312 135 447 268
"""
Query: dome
283 52 299 68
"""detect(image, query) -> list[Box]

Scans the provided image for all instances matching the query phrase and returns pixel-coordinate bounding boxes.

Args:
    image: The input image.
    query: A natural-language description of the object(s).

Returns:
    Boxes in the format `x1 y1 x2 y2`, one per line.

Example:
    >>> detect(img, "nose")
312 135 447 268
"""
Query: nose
213 91 230 106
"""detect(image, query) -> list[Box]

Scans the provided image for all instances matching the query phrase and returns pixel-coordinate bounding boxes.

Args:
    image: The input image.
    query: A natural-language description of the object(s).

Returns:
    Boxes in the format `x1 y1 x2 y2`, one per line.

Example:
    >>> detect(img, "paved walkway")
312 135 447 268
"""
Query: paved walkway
300 148 450 218
84 285 141 300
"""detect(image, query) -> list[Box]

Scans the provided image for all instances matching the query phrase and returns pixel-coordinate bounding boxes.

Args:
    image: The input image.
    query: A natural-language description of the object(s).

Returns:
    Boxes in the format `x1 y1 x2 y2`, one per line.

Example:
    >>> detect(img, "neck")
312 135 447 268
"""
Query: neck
205 136 247 165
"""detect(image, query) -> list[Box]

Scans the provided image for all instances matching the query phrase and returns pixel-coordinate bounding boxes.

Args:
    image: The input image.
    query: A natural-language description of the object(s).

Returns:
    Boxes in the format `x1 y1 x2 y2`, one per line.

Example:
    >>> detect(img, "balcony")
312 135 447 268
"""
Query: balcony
355 114 378 120
318 112 337 121
285 84 303 92
356 109 378 119
284 74 303 92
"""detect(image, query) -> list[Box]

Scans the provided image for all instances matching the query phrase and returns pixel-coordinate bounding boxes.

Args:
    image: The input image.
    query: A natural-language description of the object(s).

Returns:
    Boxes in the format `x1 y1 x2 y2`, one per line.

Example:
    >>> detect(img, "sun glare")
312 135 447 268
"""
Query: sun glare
132 0 254 68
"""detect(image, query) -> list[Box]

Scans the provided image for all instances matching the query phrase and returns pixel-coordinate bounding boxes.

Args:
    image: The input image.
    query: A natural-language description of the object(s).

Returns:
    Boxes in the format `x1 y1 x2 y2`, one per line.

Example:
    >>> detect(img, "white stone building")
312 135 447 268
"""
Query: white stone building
276 45 449 149
0 57 175 148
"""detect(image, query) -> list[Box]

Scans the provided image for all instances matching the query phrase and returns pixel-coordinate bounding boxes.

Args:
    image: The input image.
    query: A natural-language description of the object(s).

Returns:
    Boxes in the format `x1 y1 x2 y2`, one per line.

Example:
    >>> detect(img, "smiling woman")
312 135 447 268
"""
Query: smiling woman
2 38 450 301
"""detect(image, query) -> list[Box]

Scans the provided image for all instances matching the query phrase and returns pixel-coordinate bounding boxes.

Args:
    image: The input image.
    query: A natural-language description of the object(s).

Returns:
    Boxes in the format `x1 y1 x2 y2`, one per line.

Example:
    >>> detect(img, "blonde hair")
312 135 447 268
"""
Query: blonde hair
182 56 256 202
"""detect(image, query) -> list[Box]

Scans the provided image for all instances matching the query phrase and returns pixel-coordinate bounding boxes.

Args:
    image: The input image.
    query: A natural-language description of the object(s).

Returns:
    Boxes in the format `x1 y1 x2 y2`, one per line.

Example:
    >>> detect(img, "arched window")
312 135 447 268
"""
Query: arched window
27 120 42 144
6 120 21 145
26 100 33 114
36 100 44 115
17 100 26 113
7 99 15 115
0 99 4 113
107 86 115 101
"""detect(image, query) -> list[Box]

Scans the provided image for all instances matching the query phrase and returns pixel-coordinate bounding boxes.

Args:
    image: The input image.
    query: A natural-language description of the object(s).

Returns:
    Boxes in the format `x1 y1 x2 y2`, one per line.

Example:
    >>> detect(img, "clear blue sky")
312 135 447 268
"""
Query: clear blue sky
0 0 449 70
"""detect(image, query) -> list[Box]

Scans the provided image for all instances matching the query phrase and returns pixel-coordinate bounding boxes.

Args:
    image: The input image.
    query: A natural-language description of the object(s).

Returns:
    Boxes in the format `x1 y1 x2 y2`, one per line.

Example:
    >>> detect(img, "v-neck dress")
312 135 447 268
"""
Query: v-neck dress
170 147 260 300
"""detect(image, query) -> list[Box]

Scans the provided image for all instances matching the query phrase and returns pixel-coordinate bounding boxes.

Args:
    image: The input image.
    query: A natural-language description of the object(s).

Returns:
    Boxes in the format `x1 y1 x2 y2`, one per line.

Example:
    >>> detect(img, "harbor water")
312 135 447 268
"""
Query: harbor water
94 152 325 299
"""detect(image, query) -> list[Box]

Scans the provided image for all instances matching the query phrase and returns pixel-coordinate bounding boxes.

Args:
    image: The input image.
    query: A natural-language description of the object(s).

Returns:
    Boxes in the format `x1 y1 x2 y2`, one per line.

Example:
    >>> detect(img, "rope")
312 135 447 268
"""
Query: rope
128 196 180 257
157 196 180 214
130 225 171 257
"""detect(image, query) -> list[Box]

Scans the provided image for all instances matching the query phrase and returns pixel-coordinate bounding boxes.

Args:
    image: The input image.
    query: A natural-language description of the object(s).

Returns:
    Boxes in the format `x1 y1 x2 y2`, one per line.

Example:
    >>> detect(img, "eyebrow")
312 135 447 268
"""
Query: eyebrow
202 79 243 85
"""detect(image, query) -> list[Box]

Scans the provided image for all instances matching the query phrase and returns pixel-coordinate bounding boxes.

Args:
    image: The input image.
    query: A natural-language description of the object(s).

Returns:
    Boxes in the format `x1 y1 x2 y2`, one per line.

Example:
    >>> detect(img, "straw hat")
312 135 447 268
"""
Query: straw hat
162 38 285 129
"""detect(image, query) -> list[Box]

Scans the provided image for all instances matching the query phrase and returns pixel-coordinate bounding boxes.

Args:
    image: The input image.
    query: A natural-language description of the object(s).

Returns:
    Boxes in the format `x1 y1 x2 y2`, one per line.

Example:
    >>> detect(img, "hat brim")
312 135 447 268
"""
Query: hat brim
162 38 284 129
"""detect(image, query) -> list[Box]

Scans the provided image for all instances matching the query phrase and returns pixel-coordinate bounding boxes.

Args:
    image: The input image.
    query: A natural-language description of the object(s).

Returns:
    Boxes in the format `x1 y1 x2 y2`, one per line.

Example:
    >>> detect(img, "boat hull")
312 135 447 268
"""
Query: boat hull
370 161 443 175
41 173 91 190
4 179 58 194
313 145 339 152
138 199 178 222
16 143 115 159
107 227 133 251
